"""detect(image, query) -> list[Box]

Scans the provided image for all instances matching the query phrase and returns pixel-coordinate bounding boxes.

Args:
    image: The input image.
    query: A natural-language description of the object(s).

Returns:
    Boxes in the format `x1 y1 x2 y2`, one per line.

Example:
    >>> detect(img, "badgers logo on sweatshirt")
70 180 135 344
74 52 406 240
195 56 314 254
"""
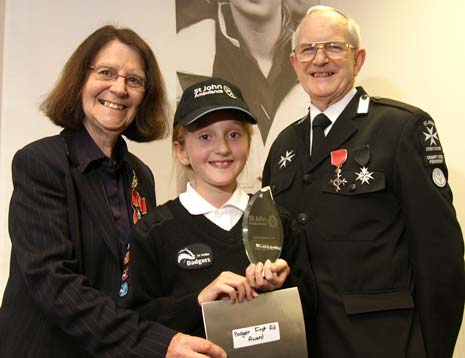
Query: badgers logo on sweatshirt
177 244 213 270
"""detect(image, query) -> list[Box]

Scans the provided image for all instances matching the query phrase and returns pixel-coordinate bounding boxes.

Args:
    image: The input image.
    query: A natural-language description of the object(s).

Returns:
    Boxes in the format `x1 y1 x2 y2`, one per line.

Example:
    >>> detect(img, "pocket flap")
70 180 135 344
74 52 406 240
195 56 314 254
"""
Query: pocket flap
270 171 295 196
343 290 414 315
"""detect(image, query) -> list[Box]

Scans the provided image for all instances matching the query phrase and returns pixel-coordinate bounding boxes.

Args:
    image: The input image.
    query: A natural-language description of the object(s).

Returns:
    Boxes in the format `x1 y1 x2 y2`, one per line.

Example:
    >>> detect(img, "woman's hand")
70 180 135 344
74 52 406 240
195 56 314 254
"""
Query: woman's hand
197 271 258 304
245 259 290 292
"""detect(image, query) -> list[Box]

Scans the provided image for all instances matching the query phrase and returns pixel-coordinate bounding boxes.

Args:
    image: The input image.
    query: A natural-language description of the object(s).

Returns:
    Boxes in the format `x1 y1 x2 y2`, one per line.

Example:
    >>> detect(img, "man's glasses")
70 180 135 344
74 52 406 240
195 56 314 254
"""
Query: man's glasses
89 65 147 91
293 41 355 62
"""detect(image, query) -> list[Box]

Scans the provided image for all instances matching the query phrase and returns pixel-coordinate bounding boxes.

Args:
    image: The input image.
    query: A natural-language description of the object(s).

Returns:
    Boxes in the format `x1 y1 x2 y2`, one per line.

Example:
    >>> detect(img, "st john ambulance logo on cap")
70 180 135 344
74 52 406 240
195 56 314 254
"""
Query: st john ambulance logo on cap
194 83 225 98
223 85 237 99
177 244 213 270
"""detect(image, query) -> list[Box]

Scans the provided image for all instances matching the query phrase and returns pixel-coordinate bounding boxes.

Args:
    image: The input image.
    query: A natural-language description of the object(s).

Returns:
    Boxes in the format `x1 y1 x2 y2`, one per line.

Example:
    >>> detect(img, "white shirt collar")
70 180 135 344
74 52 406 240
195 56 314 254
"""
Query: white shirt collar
307 88 357 154
179 182 249 231
180 182 249 214
309 87 357 124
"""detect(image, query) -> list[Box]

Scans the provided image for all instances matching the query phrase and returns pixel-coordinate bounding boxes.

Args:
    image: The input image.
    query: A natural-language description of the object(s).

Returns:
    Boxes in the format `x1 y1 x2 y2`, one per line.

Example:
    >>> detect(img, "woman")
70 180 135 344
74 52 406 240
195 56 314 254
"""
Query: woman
0 25 225 358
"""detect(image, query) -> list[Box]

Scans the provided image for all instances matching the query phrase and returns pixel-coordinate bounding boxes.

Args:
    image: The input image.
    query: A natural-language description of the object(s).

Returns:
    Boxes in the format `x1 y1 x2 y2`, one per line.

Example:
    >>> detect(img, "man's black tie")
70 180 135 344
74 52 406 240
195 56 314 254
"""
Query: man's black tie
311 113 331 158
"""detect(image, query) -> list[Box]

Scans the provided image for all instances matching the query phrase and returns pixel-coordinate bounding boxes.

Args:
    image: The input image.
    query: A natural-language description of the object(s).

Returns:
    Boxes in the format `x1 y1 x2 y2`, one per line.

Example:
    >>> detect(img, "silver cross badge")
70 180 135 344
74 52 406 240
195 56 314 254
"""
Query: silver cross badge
278 150 295 168
355 167 374 184
329 168 347 192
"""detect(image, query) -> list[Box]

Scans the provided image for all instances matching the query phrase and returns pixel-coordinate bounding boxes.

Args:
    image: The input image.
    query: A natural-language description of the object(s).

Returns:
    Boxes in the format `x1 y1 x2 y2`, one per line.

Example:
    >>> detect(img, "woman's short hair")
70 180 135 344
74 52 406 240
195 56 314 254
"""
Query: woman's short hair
40 25 169 142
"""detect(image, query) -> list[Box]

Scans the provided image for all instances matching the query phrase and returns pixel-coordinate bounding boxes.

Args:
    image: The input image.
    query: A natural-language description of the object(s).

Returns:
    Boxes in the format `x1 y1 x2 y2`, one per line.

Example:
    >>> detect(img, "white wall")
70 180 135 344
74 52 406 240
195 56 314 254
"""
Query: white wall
1 0 464 356
0 0 5 303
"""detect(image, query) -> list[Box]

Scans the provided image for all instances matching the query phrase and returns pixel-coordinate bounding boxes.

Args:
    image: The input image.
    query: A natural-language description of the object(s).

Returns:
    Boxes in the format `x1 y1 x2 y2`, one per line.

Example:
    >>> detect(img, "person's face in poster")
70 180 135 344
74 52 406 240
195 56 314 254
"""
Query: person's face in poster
290 10 365 110
229 0 282 20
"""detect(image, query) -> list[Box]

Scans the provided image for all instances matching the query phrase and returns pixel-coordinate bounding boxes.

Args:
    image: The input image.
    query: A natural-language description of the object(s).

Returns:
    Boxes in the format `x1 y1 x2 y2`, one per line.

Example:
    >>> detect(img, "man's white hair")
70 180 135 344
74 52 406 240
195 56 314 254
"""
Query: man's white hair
292 5 361 50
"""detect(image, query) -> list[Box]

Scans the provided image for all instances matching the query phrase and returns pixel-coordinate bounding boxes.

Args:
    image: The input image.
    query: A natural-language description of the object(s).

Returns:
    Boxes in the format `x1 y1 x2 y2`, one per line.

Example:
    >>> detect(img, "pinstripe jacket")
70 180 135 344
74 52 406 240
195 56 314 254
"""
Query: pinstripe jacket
0 129 176 358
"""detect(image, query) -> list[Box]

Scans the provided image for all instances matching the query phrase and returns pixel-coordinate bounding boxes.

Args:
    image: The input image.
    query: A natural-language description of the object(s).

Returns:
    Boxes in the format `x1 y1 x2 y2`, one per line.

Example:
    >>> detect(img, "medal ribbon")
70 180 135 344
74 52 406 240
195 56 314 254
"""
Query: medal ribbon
131 170 147 224
330 149 348 168
121 170 148 297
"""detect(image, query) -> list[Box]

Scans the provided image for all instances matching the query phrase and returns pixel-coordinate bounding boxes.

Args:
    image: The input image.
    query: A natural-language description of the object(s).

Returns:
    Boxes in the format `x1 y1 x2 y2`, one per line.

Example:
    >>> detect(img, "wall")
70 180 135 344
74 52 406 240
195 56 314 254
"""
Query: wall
0 0 5 303
1 0 464 355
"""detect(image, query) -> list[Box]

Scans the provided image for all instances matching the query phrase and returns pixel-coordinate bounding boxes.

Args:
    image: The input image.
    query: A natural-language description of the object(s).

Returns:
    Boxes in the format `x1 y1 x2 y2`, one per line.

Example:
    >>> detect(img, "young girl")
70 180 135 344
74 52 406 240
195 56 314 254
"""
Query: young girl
121 77 315 338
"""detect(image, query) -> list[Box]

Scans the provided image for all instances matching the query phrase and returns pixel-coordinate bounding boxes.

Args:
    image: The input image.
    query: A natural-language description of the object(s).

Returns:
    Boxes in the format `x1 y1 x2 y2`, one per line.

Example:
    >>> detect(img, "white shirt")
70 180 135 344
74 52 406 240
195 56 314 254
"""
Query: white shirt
308 88 357 154
179 182 249 231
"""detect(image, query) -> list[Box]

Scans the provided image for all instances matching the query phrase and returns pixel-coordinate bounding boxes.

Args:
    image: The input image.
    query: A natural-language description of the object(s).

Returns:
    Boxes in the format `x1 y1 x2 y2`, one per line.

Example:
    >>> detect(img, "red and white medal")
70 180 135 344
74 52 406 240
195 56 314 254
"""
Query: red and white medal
329 149 348 192
131 170 147 224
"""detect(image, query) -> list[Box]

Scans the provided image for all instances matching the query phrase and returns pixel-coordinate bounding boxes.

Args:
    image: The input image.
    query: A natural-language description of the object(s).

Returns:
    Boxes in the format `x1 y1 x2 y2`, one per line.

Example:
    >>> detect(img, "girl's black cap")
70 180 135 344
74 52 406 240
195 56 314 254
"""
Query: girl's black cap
174 77 257 127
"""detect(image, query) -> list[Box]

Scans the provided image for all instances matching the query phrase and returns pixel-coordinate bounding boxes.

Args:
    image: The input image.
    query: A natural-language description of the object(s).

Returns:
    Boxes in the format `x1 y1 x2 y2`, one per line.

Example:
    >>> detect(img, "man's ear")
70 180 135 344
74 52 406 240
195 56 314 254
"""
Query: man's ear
173 141 190 166
290 51 298 72
353 48 366 76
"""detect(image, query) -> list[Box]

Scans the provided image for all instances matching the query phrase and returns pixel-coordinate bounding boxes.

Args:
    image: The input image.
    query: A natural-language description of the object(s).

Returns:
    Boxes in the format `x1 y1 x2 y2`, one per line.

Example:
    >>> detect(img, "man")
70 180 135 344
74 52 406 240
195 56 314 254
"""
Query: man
263 5 465 358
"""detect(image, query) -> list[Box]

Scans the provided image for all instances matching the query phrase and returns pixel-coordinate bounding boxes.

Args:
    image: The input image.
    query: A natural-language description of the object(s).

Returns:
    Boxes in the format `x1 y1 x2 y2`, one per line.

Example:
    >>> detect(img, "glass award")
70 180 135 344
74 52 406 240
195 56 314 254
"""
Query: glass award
242 186 283 264
202 188 308 357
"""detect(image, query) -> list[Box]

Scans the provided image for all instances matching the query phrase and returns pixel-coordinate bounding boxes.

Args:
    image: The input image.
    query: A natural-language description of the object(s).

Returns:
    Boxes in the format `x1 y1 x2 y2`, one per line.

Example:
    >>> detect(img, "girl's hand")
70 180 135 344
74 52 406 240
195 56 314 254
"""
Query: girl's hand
246 259 290 292
198 271 258 304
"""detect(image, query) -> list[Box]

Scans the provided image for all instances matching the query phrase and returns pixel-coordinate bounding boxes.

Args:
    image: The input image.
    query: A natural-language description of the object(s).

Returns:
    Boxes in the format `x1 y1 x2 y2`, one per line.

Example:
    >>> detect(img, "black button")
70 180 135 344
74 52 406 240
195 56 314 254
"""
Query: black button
297 213 309 224
349 183 357 192
303 174 313 184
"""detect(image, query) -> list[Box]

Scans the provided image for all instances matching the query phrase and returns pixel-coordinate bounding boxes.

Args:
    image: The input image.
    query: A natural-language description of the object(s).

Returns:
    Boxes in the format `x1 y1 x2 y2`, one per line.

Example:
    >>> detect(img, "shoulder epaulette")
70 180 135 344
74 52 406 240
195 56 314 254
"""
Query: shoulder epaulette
369 96 422 114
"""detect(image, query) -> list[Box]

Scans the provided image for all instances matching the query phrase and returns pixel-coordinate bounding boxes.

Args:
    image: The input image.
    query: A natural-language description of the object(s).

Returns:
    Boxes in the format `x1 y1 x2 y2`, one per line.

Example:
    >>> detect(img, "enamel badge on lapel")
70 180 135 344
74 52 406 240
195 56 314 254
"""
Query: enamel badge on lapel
119 282 128 297
119 242 131 297
131 170 147 224
354 145 374 184
329 149 348 191
278 149 295 169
